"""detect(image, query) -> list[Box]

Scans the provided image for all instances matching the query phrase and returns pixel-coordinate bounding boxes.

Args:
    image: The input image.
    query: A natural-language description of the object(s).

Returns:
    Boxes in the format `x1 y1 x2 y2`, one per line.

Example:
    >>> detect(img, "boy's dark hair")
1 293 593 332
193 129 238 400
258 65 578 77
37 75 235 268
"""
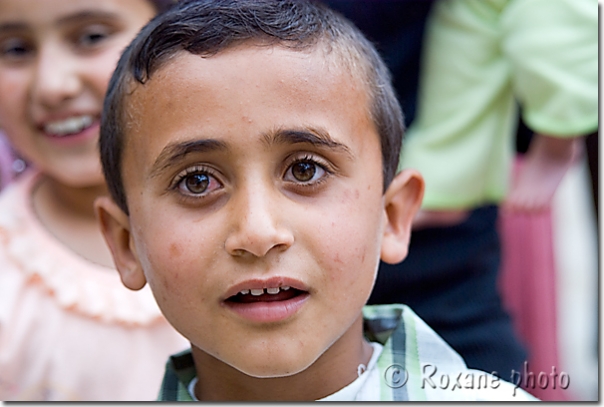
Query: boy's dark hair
100 0 404 214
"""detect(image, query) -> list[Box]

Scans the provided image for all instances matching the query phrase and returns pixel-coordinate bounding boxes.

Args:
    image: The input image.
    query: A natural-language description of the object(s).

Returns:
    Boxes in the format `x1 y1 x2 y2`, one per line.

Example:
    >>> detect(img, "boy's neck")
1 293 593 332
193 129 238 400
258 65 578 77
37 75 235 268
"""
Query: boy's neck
191 315 373 401
32 174 114 267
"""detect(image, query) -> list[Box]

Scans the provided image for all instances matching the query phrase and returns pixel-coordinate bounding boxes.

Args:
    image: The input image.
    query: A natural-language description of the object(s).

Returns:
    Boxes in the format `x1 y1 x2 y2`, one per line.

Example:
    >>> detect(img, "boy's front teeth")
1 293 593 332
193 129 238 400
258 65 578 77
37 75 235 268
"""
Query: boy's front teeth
45 115 93 136
240 286 292 296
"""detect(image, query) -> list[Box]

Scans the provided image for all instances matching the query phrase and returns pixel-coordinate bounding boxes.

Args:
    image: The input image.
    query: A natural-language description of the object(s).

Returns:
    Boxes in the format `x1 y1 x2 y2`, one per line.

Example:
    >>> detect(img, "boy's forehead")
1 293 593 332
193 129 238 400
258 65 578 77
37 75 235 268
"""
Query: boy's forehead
130 41 369 111
122 45 378 168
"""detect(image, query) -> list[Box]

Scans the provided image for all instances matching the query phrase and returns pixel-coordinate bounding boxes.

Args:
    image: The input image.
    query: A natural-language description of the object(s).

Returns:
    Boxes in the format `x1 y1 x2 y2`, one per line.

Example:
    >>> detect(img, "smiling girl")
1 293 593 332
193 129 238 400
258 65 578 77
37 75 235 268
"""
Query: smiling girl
0 0 187 400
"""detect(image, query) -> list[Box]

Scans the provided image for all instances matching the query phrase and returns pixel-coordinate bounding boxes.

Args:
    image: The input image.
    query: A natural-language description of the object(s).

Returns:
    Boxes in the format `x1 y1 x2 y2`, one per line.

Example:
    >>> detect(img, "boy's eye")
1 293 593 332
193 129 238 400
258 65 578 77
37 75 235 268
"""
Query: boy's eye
174 169 222 197
285 159 327 184
291 161 317 182
184 173 210 194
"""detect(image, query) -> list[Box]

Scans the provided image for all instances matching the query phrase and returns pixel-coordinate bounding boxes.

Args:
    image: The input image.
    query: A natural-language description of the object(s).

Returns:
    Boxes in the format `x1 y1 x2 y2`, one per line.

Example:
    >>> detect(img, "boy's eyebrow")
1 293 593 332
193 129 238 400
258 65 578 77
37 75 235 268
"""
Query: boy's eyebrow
265 128 353 157
149 139 228 178
149 128 353 178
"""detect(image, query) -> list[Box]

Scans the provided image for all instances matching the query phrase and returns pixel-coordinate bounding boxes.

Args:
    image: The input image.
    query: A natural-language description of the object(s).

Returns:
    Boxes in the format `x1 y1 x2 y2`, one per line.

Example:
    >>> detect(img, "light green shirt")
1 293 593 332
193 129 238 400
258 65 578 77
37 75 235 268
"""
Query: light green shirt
401 0 598 209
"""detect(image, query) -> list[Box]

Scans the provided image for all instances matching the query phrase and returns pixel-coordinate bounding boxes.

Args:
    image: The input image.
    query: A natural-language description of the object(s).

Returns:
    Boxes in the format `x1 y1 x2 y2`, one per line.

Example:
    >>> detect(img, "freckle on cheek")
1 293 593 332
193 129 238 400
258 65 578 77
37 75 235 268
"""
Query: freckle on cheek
333 253 343 264
169 243 181 258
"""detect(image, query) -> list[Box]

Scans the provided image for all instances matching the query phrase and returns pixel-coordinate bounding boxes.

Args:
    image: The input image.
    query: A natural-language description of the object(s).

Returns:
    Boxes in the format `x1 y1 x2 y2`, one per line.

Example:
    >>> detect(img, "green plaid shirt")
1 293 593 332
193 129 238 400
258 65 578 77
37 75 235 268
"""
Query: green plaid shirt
157 304 537 401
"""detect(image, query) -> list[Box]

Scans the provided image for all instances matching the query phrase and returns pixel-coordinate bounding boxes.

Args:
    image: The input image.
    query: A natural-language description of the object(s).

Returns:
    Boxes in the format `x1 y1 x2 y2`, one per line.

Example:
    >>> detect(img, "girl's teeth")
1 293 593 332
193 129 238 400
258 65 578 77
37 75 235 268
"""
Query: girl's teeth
45 115 93 136
240 289 250 295
250 289 264 296
281 286 290 291
266 287 280 294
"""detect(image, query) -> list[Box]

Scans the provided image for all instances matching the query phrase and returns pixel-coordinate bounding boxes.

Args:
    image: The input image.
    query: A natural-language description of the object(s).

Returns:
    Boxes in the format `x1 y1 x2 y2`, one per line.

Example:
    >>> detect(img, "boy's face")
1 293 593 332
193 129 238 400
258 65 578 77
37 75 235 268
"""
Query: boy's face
0 0 155 187
101 45 421 378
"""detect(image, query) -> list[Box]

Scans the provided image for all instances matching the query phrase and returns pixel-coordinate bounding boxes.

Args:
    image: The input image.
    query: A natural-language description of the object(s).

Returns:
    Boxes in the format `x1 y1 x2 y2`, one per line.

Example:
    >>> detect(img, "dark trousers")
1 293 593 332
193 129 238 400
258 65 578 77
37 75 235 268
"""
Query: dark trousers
368 205 527 378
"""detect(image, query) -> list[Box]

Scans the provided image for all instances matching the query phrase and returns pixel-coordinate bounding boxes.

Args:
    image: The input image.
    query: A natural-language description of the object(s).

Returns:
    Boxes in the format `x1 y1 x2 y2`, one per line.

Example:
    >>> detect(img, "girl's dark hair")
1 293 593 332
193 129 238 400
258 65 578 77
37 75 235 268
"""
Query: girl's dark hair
100 0 404 214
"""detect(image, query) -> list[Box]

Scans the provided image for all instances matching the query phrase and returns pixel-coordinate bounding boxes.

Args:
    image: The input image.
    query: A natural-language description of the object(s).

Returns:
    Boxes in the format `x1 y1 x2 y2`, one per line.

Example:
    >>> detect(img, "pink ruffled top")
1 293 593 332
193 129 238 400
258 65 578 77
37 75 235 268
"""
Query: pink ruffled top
0 171 189 401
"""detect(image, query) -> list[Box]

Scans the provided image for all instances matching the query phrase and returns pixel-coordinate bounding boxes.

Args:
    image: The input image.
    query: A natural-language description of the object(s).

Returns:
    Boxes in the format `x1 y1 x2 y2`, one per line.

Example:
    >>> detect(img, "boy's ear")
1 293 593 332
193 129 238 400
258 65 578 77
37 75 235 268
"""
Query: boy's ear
94 196 147 291
380 169 424 264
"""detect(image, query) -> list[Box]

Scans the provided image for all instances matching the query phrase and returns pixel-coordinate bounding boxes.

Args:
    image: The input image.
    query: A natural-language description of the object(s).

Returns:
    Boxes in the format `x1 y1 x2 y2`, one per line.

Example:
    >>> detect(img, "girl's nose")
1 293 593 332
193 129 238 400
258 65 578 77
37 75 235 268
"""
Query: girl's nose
31 44 81 109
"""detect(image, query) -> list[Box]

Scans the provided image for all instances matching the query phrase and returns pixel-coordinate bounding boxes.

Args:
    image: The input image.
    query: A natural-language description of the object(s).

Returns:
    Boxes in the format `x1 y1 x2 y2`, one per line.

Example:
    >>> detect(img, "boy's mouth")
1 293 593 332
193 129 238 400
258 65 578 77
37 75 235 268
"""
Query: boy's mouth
223 279 310 323
227 286 303 303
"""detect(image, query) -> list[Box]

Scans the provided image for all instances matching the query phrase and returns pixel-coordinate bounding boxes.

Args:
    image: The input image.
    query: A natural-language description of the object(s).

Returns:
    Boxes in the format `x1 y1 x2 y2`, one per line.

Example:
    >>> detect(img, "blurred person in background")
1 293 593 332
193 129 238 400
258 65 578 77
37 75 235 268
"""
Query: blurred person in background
0 131 17 189
0 0 188 400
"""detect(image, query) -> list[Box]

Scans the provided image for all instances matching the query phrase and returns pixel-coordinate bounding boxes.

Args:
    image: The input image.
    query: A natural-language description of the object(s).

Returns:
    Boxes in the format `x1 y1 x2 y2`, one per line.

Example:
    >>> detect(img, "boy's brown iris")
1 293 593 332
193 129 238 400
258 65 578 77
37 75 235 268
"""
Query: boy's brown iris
292 162 315 182
186 173 209 193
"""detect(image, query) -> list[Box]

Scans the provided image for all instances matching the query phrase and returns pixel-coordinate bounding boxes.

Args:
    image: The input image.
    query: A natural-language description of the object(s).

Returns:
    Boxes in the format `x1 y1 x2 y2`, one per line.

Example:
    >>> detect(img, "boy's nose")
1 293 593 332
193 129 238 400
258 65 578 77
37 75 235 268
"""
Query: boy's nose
31 44 81 109
224 185 294 259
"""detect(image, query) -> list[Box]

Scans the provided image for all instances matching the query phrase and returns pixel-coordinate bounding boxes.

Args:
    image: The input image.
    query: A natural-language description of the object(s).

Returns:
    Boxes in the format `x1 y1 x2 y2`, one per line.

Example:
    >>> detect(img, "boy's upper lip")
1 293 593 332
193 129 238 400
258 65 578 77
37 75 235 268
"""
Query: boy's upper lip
223 276 309 300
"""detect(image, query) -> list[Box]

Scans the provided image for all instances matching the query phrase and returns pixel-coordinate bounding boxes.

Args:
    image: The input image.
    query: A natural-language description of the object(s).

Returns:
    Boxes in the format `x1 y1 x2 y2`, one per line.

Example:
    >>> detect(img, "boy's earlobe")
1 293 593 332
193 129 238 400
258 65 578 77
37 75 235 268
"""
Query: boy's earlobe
94 196 147 291
380 169 424 265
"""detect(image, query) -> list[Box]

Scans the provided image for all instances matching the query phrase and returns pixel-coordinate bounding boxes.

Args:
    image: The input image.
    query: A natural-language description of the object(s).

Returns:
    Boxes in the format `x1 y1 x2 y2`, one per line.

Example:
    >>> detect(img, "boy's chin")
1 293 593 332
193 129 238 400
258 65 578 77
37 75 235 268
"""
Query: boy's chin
227 354 318 379
199 342 324 379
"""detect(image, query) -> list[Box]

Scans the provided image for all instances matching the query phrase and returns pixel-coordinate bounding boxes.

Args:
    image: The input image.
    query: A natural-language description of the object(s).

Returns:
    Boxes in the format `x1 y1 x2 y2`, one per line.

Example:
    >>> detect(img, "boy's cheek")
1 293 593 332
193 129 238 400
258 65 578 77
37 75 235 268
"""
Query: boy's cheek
133 213 226 279
310 204 382 278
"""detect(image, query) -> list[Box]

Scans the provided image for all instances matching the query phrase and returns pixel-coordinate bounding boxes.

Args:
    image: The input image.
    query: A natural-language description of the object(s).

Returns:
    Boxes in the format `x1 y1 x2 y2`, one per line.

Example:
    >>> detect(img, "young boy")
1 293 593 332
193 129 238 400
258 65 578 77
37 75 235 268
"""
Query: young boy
94 0 537 401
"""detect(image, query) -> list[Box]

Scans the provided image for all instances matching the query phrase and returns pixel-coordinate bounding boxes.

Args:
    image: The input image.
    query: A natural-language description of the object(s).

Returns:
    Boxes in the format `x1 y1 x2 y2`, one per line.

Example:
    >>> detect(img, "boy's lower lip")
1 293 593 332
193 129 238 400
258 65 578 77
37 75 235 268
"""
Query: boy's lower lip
224 292 310 323
42 120 99 146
